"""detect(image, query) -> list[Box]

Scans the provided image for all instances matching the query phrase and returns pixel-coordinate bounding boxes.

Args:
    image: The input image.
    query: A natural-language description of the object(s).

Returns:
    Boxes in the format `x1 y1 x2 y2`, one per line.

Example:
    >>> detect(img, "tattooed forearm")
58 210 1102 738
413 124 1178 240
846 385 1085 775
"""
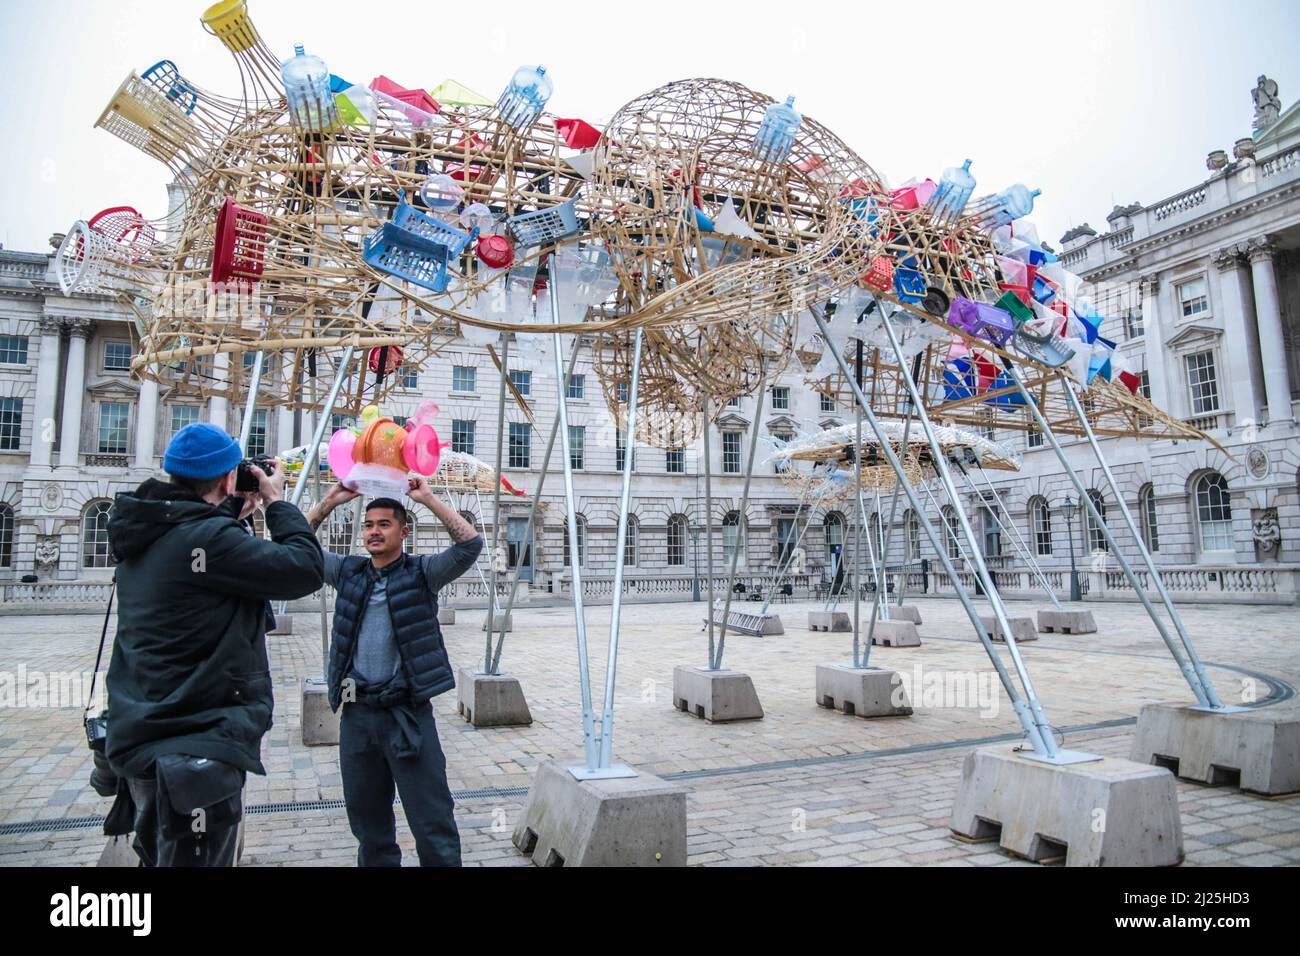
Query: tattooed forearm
425 497 479 543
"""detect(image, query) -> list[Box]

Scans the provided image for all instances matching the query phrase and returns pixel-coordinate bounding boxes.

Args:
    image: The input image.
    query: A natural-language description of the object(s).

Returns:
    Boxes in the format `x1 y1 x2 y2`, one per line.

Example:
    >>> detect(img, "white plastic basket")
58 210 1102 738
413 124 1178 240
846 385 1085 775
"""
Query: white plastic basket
95 72 198 164
54 222 121 295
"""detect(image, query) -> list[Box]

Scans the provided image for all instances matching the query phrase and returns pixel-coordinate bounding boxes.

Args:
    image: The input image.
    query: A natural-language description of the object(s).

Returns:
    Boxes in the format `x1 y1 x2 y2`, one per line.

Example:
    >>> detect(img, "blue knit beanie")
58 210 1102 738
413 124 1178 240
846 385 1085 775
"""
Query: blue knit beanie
163 422 243 480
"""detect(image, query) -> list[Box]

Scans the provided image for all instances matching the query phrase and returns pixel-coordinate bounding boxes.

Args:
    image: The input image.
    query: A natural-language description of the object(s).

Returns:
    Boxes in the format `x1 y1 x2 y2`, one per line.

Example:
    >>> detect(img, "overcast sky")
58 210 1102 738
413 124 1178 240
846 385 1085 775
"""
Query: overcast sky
0 0 1295 254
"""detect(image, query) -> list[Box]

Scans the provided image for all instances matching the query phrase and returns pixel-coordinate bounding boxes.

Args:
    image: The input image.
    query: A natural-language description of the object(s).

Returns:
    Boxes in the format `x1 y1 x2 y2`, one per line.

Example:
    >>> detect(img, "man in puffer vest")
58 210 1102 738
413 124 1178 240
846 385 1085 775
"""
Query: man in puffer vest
307 476 482 866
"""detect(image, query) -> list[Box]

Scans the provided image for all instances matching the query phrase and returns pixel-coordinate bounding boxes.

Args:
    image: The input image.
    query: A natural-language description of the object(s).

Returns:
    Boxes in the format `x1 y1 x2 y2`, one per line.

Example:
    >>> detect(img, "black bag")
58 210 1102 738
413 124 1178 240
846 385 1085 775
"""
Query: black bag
155 754 245 840
83 578 115 753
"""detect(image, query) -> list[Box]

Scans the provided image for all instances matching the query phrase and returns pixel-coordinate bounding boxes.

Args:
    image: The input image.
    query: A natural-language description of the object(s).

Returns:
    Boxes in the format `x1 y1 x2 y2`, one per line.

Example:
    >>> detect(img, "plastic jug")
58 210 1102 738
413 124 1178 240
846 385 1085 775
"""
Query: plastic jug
497 65 553 130
928 159 976 222
977 184 1041 229
280 44 337 131
753 96 801 164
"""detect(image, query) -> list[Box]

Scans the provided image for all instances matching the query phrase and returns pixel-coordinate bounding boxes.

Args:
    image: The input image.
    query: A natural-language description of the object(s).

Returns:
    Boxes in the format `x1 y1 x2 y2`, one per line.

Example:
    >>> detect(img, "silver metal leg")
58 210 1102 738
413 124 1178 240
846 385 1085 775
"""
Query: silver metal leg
237 350 265 451
852 402 863 667
759 483 828 616
867 402 918 647
702 398 717 664
484 336 510 673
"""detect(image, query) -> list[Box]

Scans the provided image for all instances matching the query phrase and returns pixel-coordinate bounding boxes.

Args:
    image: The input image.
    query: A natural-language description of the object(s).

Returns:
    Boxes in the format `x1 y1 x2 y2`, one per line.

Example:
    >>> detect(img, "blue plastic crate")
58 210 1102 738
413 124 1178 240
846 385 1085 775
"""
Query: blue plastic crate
507 199 579 247
363 192 476 293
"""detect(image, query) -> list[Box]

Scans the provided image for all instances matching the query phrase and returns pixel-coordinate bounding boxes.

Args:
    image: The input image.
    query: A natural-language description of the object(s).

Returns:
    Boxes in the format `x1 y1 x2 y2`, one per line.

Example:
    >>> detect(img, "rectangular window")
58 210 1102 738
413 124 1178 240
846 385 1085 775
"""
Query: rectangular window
508 422 531 468
771 386 790 410
400 365 419 389
104 341 132 371
246 408 268 456
722 432 742 474
616 381 629 403
0 335 29 365
567 373 585 399
568 425 585 470
1136 370 1151 400
331 413 355 432
452 365 476 392
726 395 740 408
169 404 200 438
1123 309 1145 339
509 369 531 396
0 397 22 450
616 434 636 472
98 402 130 454
665 448 684 474
1177 277 1209 318
1026 421 1043 448
1185 351 1220 415
451 419 475 455
774 434 793 472
819 393 835 412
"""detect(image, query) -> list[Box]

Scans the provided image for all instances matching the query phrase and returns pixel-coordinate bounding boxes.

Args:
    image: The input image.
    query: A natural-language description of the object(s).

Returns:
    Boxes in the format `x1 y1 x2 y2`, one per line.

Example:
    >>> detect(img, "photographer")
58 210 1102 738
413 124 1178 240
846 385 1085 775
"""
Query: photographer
103 422 325 867
306 476 482 867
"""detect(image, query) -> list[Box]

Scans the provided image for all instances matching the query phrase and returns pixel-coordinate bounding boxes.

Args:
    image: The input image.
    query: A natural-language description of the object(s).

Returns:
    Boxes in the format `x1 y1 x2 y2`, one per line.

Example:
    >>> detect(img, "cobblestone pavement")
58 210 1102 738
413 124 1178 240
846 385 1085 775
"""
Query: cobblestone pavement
1 595 1296 866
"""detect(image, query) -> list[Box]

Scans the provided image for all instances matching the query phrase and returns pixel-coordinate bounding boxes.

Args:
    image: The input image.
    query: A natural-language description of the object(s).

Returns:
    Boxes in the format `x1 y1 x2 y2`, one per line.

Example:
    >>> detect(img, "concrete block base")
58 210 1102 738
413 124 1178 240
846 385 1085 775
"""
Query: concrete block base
1037 609 1097 634
482 613 512 632
672 665 764 722
438 607 456 625
456 667 533 727
815 663 912 718
1131 701 1300 795
950 746 1183 866
300 677 340 746
512 761 687 866
269 614 294 635
889 605 923 625
808 611 851 632
980 615 1039 643
871 620 922 647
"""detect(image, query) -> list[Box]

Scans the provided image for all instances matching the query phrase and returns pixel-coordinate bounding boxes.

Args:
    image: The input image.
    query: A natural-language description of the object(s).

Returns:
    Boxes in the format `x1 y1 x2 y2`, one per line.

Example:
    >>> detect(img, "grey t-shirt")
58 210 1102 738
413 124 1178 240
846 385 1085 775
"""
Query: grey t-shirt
324 536 483 690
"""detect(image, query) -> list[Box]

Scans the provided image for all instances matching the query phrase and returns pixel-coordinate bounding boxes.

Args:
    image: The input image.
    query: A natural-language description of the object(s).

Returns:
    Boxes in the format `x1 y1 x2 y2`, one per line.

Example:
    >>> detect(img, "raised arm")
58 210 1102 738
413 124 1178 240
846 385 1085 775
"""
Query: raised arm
406 476 483 589
305 482 362 535
407 476 480 544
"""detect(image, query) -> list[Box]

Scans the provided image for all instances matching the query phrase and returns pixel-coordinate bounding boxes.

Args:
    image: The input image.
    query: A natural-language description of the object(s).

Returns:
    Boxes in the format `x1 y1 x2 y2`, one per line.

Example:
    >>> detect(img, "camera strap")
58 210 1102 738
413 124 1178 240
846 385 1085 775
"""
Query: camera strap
83 574 116 724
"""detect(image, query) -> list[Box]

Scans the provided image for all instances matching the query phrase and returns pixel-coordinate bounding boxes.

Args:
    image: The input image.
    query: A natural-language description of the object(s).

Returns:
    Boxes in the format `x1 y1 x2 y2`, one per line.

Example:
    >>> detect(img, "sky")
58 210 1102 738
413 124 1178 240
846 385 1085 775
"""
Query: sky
0 0 1296 254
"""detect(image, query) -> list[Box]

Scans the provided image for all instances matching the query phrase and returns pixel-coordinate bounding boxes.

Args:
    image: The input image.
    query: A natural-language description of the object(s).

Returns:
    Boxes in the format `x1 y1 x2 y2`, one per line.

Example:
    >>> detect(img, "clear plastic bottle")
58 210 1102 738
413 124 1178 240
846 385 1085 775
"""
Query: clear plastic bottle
496 65 553 130
976 184 1042 229
281 44 337 131
753 96 802 164
928 159 976 222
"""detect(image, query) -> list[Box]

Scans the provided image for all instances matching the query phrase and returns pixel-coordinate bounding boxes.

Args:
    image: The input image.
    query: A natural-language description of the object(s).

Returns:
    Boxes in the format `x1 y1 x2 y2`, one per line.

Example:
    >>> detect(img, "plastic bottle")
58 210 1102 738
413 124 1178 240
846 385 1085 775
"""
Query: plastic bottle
928 159 976 222
753 96 802 164
496 65 553 130
281 44 337 131
977 184 1042 229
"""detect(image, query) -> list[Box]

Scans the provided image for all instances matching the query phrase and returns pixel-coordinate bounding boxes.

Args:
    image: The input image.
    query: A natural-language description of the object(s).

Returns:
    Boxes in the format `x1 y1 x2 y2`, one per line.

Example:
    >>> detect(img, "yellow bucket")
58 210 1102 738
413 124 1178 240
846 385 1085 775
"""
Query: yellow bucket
201 0 259 53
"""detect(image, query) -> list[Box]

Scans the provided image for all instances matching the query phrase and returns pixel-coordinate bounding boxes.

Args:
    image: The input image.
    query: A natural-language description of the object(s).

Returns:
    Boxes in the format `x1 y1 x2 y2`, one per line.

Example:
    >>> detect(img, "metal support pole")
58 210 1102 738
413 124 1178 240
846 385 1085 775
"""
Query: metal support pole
759 483 829 616
1006 365 1216 708
598 328 644 767
237 350 265 452
289 346 354 510
961 460 1063 610
852 401 863 667
702 398 717 665
866 400 918 649
809 305 1056 758
1060 374 1229 709
484 336 510 673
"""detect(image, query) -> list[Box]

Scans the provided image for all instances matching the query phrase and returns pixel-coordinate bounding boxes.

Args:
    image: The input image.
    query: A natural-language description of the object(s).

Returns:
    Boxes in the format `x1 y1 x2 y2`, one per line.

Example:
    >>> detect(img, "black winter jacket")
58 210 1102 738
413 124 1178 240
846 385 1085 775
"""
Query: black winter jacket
104 479 325 776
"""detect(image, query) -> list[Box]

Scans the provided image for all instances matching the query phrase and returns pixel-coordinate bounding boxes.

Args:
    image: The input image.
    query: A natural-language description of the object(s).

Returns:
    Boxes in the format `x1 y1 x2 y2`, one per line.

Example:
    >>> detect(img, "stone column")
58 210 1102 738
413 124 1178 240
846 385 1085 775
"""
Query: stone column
133 377 159 469
57 320 91 468
29 317 63 467
209 351 230 432
1247 236 1293 423
1138 274 1170 411
275 405 294 455
1212 246 1264 427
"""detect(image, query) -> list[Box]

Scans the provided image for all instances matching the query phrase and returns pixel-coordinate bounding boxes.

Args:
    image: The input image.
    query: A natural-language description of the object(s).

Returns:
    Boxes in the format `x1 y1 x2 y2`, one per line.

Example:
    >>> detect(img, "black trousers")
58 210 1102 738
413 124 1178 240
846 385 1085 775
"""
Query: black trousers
339 700 461 866
124 773 241 867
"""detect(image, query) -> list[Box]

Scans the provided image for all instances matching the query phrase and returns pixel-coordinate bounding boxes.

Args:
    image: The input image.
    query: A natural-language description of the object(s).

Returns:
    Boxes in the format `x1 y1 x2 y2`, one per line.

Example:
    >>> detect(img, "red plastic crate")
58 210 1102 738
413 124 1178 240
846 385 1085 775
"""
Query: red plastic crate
211 197 267 286
863 256 894 291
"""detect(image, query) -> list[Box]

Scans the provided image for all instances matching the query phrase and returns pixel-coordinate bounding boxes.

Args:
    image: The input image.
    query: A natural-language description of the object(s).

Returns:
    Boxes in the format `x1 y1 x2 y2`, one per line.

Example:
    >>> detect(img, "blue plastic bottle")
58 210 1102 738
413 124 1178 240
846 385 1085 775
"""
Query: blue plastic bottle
978 184 1042 229
281 44 337 131
753 96 801 164
928 159 976 222
497 65 553 130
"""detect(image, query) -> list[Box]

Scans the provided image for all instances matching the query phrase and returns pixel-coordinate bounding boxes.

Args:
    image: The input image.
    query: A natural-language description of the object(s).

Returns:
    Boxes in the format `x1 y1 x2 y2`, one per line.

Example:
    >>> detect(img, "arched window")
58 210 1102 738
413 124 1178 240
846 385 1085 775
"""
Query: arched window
1139 483 1160 552
324 507 356 554
562 514 586 566
623 516 638 567
1029 497 1052 556
1194 472 1232 552
904 510 920 562
0 503 13 569
667 515 688 567
81 500 114 568
1085 489 1109 553
940 506 962 561
722 510 746 567
404 516 418 555
823 511 844 565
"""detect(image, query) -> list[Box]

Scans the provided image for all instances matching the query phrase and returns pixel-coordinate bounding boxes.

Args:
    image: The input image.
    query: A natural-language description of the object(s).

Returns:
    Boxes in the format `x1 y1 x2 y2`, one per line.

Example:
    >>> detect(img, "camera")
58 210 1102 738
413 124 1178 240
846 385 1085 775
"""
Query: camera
85 713 109 754
235 456 276 492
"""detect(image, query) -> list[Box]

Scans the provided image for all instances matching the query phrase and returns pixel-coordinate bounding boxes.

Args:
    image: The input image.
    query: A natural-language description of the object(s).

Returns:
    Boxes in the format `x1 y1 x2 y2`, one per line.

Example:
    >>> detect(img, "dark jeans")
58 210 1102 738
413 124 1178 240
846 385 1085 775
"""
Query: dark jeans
339 700 461 866
124 773 241 867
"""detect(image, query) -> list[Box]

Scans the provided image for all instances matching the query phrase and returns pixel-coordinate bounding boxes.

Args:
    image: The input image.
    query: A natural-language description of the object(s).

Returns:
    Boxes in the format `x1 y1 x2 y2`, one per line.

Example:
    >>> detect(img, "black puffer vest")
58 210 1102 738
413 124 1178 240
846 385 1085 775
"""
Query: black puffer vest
327 553 454 710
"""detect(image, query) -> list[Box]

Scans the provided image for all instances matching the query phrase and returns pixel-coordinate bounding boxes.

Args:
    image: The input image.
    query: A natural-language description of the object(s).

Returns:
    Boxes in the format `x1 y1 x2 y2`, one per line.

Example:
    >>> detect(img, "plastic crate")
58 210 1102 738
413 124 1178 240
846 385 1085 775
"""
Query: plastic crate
201 0 260 53
141 60 198 115
87 206 155 263
862 255 893 291
363 192 476 293
54 221 116 295
210 197 268 286
507 199 579 247
95 71 199 163
1014 328 1075 368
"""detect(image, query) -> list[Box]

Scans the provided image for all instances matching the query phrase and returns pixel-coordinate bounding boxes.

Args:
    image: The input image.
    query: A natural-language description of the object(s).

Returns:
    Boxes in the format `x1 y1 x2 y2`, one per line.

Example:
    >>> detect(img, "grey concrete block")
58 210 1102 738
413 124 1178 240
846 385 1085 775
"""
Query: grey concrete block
979 615 1039 643
438 607 456 625
950 746 1183 866
672 665 764 722
1037 609 1097 634
815 663 912 718
269 614 294 635
512 761 687 867
1131 701 1300 795
870 620 922 647
456 667 533 727
889 605 923 625
301 678 340 746
808 611 851 632
482 613 512 632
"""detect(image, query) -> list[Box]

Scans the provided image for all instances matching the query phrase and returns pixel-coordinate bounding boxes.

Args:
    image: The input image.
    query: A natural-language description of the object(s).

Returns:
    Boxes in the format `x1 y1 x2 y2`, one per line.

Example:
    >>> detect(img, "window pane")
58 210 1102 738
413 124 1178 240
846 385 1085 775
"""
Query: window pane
623 519 637 566
82 502 114 568
1086 490 1109 552
666 448 684 473
508 422 530 468
0 505 13 568
667 516 686 566
169 405 200 437
509 369 531 396
1032 499 1053 556
0 335 29 365
722 432 741 473
771 386 790 410
567 373 585 399
98 403 129 454
0 398 22 451
568 425 584 470
1196 474 1232 552
1178 277 1209 317
247 408 268 456
452 366 476 392
1141 486 1160 552
1185 351 1219 414
820 393 835 412
451 419 475 455
400 365 419 389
